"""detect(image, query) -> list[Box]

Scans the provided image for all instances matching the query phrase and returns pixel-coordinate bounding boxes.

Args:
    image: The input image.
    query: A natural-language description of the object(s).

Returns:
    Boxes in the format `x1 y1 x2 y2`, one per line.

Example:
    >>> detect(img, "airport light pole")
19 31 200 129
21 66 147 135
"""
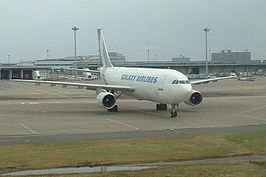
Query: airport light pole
72 26 79 79
203 27 210 75
209 49 211 61
147 49 150 62
46 50 49 59
8 54 10 64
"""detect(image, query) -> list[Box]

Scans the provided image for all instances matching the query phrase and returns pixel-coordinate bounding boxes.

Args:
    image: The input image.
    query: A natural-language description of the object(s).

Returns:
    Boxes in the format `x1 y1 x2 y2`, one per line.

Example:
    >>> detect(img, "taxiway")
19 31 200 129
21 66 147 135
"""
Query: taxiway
0 77 265 144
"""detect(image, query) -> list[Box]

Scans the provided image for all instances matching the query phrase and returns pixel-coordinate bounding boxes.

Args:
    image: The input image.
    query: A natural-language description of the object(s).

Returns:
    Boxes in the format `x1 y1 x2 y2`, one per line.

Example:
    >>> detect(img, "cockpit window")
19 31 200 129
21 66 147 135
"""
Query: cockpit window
172 80 189 84
172 80 179 84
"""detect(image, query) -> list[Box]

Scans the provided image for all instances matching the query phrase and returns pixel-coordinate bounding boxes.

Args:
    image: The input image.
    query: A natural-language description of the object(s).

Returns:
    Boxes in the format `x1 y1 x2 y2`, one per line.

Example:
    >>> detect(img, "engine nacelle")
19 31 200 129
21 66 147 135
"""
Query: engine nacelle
184 90 203 106
96 91 116 109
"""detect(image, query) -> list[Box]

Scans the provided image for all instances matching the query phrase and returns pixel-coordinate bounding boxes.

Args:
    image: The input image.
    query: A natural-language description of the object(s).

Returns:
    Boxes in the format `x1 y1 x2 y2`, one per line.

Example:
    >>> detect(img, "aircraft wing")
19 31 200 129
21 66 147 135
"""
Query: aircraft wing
190 75 235 85
12 79 135 92
63 68 100 74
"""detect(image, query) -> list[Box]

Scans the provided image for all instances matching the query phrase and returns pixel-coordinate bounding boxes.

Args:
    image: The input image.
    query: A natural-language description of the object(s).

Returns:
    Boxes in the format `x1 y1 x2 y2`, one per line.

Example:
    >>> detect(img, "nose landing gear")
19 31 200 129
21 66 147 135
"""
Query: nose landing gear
156 103 179 118
170 104 178 118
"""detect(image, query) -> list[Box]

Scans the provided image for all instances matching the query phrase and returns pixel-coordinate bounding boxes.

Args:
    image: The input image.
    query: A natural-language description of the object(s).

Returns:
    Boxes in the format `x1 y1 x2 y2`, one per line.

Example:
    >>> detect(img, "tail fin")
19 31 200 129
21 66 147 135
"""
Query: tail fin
97 29 113 67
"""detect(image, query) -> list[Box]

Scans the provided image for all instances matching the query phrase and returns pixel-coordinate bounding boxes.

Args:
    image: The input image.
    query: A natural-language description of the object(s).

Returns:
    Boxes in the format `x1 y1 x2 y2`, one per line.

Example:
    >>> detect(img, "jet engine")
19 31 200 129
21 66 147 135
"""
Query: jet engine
96 91 116 109
184 90 203 106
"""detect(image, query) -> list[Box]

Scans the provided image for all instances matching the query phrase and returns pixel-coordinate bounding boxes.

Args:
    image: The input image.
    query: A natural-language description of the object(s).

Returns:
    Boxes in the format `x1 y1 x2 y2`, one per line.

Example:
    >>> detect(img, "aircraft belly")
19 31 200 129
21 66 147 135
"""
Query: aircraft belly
156 86 190 104
157 93 180 104
130 86 159 102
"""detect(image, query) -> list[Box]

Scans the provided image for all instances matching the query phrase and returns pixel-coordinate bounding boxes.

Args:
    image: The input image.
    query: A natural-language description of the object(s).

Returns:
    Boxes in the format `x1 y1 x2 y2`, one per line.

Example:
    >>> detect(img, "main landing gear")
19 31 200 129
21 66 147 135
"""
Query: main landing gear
106 90 121 112
107 105 118 112
156 103 167 111
170 104 179 118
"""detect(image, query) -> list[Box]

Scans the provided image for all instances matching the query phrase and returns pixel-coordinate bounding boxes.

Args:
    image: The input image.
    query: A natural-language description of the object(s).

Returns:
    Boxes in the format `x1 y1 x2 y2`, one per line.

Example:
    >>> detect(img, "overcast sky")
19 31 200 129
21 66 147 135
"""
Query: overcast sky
0 0 266 63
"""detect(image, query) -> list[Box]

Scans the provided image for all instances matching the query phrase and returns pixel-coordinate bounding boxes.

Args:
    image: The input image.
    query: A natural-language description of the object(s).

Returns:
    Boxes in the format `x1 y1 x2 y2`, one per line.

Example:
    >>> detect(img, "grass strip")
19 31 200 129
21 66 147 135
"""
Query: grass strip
0 130 265 173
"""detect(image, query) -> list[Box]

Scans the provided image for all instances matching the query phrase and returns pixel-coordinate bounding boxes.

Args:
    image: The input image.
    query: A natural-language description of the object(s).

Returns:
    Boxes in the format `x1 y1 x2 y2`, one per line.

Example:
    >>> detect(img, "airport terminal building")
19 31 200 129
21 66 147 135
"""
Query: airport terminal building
1 51 266 80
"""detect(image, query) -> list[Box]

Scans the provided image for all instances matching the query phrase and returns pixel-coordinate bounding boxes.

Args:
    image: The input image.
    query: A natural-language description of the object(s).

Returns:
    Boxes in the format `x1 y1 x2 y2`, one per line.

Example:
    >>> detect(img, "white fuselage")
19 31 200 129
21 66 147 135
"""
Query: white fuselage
100 67 193 104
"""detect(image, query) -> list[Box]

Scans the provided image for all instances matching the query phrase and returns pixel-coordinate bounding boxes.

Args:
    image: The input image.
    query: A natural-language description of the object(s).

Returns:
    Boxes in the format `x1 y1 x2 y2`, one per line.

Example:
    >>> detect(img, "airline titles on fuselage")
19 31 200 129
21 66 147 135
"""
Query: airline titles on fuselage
121 74 158 83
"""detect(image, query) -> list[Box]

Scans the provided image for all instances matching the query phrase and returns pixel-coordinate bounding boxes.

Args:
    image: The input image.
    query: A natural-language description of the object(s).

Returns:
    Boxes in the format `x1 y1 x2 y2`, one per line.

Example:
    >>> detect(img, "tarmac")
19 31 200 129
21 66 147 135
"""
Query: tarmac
0 77 266 144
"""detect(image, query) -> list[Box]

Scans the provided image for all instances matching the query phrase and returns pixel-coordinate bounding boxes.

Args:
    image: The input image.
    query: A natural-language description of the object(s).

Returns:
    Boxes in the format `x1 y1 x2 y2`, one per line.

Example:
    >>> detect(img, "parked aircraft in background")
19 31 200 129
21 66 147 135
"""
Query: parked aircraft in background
63 68 98 80
13 29 235 118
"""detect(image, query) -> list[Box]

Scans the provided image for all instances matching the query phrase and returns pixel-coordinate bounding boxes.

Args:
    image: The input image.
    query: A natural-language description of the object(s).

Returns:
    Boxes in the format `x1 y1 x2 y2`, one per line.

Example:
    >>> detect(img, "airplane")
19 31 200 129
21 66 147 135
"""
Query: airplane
63 68 99 74
13 29 235 118
63 68 98 80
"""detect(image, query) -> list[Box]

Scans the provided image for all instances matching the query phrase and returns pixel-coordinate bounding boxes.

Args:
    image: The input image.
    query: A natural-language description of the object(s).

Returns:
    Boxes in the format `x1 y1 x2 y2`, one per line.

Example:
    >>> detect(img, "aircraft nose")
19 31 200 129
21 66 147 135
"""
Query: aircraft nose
182 83 192 93
182 84 193 99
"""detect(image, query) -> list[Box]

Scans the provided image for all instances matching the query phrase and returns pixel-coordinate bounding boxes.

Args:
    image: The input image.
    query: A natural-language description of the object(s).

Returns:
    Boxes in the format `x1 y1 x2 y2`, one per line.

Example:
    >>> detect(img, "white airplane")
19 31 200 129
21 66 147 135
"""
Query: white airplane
63 68 98 80
13 29 235 118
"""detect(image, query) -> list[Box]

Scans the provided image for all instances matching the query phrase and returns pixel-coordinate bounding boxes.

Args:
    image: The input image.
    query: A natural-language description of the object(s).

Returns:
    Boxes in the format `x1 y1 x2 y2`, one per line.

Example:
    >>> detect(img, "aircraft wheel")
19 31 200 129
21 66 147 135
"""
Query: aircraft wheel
170 111 177 118
162 104 167 110
107 105 118 112
156 104 167 111
156 104 160 110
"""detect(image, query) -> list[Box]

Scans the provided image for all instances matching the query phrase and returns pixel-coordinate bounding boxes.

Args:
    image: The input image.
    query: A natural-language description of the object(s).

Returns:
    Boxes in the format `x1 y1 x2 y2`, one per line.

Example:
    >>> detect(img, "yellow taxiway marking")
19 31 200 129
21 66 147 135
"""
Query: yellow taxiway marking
232 105 266 116
106 118 139 130
31 92 42 95
236 114 266 121
122 105 170 119
134 109 167 118
232 105 266 121
16 83 74 99
19 123 35 134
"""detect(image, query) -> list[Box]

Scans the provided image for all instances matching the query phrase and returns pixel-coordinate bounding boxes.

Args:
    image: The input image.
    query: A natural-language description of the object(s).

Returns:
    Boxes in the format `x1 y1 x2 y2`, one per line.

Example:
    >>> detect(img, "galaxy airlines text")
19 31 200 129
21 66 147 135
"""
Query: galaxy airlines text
121 74 158 83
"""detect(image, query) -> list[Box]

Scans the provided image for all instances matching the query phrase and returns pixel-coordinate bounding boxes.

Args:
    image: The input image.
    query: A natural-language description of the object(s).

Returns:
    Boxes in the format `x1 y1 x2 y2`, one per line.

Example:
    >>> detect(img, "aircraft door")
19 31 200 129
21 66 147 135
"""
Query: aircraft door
158 75 167 91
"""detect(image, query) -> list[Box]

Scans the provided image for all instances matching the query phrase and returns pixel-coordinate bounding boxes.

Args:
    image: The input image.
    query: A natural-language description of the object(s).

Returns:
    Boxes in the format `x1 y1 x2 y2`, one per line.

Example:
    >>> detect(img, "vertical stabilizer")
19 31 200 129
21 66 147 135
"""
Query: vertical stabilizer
97 29 113 67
